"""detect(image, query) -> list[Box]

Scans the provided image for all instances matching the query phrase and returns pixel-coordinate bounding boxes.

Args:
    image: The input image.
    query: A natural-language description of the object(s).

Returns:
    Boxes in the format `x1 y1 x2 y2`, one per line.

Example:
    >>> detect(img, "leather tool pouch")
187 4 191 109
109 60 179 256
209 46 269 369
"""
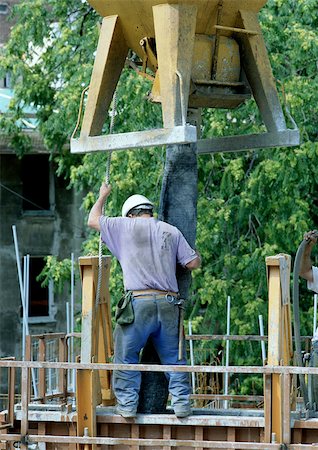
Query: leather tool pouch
115 291 134 325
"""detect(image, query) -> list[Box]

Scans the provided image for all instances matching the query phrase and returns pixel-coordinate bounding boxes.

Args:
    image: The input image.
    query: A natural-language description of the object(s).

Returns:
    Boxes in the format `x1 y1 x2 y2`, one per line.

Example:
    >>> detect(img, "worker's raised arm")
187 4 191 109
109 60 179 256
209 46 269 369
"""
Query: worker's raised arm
87 184 112 231
300 230 317 282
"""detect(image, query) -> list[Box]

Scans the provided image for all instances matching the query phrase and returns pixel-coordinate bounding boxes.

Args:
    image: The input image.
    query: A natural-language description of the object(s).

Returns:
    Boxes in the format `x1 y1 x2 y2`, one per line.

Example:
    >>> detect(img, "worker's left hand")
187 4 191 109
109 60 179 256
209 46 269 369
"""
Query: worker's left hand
304 230 318 246
99 183 112 199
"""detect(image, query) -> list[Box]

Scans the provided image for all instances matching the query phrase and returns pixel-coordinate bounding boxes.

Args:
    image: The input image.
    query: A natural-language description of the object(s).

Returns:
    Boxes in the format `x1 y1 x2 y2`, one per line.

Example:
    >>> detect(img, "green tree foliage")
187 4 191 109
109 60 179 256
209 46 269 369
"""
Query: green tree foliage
1 0 318 394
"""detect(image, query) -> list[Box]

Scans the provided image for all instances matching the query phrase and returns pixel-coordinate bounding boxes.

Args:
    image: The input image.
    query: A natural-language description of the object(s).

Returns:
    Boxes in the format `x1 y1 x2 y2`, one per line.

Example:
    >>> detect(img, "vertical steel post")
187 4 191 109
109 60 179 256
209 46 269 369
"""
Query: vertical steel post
258 314 267 364
224 295 231 409
71 252 76 393
314 294 317 337
188 321 196 395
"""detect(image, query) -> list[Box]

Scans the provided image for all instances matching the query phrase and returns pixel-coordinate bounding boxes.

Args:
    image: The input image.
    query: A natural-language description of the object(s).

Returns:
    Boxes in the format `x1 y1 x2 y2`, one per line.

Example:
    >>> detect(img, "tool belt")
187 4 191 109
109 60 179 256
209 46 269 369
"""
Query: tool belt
115 291 134 325
115 289 185 326
132 289 178 298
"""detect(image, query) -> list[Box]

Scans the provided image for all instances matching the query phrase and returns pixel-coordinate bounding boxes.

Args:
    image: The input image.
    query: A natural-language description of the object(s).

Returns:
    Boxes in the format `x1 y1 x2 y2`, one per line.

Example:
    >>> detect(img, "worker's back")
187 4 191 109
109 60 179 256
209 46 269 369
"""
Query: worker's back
99 216 197 291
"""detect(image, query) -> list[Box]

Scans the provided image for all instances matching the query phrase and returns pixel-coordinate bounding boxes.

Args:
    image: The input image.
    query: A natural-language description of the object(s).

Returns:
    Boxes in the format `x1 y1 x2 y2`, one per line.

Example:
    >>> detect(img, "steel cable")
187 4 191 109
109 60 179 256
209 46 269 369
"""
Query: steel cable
95 90 117 310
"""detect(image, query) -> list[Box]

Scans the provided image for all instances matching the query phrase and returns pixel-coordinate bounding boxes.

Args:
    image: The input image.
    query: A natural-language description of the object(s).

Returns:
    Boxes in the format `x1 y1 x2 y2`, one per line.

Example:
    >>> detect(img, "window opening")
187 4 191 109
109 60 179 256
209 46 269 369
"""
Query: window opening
28 257 49 317
3 73 11 88
22 155 50 211
0 3 8 14
22 256 55 323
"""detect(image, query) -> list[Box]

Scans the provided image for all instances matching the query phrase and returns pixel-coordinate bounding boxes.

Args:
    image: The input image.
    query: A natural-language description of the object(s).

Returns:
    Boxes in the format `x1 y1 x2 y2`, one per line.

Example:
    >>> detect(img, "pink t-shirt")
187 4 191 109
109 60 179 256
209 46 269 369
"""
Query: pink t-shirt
99 216 198 292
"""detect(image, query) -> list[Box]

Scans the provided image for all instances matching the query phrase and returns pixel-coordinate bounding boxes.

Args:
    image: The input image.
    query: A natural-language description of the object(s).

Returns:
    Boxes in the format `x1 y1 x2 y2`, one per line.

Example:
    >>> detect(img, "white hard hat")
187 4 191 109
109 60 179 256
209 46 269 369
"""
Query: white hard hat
121 194 154 217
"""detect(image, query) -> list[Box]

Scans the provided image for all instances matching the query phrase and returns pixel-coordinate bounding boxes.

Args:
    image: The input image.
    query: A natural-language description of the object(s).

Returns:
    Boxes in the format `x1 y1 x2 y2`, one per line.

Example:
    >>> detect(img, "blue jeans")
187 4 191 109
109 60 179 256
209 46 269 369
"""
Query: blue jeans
113 294 190 412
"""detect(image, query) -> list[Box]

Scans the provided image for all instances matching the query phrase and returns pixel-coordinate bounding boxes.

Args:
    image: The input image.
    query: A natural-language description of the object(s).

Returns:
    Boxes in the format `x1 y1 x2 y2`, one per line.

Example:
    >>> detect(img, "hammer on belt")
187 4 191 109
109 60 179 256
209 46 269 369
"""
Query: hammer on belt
178 304 185 361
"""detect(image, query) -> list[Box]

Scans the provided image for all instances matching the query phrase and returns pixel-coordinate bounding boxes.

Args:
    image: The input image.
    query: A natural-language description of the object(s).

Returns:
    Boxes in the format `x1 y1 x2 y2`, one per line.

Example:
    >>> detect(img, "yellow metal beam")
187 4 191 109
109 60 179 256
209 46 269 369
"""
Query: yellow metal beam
153 3 197 127
81 15 128 137
237 10 287 132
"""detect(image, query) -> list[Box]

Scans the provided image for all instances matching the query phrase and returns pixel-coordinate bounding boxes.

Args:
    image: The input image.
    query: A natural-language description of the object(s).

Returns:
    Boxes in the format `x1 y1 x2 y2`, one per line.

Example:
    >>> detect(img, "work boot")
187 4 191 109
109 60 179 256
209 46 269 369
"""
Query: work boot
174 405 192 418
115 405 137 418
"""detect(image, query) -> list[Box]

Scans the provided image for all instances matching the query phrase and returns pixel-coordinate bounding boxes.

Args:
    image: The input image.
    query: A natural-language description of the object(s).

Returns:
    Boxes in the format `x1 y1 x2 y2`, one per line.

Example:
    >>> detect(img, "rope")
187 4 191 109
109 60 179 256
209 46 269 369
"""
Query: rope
71 85 90 140
175 70 186 126
95 89 118 310
71 82 117 315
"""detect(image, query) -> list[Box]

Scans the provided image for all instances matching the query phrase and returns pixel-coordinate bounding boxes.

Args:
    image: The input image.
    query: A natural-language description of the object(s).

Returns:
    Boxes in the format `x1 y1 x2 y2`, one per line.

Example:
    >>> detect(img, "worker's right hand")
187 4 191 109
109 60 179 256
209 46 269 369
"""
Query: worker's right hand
99 183 112 199
304 230 318 246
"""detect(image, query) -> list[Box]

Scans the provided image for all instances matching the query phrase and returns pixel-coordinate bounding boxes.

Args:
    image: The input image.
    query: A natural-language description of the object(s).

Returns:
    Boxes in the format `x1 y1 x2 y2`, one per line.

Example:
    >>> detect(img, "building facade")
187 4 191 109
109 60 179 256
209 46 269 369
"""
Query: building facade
0 1 86 360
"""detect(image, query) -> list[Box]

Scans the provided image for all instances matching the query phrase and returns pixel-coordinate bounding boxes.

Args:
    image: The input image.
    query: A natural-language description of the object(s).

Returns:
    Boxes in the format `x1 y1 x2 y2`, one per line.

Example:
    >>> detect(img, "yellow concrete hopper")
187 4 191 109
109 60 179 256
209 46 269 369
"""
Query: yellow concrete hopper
70 0 299 154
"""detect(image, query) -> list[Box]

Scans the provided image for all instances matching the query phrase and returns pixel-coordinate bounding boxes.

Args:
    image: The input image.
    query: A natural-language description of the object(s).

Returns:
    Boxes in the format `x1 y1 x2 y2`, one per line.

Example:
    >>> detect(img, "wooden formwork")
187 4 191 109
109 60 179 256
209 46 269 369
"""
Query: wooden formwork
2 361 318 449
1 253 318 448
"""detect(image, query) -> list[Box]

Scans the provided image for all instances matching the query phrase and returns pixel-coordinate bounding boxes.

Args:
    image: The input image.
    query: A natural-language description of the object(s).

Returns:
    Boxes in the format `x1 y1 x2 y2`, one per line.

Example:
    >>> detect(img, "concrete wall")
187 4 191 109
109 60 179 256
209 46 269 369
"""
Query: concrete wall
0 153 86 359
0 1 18 45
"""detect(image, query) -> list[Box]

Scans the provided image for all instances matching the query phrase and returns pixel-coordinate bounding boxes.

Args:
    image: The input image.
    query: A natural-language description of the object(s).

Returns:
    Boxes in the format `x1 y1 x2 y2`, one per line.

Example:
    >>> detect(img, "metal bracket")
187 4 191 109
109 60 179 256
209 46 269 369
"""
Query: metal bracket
71 125 197 153
71 126 300 155
197 128 300 154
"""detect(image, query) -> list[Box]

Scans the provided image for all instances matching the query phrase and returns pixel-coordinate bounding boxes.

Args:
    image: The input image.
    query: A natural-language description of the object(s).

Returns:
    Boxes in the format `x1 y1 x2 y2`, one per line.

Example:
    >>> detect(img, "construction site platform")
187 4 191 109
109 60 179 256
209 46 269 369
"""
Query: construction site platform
2 403 318 449
12 404 265 427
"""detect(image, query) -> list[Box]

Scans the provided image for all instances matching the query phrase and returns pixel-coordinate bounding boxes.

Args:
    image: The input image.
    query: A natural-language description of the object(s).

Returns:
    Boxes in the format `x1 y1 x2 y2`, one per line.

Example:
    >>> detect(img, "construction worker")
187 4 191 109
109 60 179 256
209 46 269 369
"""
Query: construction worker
88 183 201 418
300 230 318 292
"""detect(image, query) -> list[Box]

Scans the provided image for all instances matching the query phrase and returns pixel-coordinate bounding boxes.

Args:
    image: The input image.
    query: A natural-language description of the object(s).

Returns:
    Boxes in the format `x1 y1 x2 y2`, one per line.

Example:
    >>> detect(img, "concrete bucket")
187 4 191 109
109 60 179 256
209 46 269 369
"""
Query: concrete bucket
71 0 299 154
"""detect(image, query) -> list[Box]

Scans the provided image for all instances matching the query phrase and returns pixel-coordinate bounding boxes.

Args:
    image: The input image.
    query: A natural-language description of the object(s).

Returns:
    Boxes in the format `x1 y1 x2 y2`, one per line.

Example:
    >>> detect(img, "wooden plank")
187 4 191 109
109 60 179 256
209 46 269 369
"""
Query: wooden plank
292 428 302 444
20 366 29 450
8 366 15 426
131 424 139 450
282 372 291 444
266 257 282 443
163 425 171 450
77 256 115 445
266 254 293 445
8 434 285 449
266 260 282 366
214 24 259 35
38 338 46 402
68 421 78 450
80 15 128 137
90 256 114 405
271 374 282 442
0 359 315 374
186 335 268 341
76 369 98 450
0 426 7 450
263 374 272 443
195 426 204 450
279 255 293 365
78 257 100 450
79 263 95 365
191 394 263 401
58 337 68 400
32 333 66 339
37 422 46 450
153 3 197 127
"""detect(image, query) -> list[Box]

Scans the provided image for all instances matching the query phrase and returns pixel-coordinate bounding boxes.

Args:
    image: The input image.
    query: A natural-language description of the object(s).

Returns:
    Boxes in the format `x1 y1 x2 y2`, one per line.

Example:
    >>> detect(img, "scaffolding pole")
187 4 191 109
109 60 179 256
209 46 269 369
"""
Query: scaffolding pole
12 225 38 398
